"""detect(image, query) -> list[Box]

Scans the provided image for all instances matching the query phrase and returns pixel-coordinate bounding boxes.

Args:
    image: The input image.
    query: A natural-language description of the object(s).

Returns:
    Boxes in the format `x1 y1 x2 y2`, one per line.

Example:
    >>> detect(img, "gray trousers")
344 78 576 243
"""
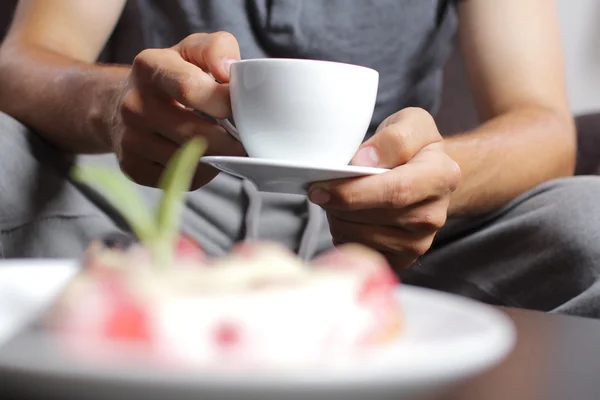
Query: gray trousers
2 112 600 317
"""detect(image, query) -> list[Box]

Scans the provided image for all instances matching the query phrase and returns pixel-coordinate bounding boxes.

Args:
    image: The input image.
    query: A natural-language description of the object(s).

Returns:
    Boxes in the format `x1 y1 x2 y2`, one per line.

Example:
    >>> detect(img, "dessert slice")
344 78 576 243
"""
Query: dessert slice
45 139 402 369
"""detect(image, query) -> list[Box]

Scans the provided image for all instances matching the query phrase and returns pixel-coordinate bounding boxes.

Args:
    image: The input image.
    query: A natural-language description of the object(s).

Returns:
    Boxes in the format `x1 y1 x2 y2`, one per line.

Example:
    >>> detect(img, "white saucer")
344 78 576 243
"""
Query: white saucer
200 156 389 195
0 260 516 400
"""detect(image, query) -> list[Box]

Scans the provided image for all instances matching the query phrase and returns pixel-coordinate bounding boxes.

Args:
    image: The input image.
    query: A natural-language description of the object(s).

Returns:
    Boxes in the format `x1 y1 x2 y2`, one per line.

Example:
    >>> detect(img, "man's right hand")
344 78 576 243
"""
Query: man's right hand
112 32 245 189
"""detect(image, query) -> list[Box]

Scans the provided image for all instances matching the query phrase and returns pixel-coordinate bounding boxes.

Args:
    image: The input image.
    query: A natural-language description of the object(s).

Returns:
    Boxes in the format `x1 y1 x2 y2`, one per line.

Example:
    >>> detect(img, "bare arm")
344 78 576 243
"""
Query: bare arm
0 0 127 153
0 0 243 188
446 0 575 216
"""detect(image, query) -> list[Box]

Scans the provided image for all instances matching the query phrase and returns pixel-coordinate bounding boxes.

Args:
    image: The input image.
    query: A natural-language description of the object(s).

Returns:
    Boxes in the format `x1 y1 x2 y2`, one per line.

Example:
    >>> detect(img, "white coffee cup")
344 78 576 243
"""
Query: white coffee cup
225 59 379 166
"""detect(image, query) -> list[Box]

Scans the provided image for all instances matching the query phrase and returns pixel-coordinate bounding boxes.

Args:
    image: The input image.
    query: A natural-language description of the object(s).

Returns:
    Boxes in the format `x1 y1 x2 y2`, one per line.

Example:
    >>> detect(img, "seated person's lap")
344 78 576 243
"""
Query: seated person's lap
411 177 600 317
0 112 117 258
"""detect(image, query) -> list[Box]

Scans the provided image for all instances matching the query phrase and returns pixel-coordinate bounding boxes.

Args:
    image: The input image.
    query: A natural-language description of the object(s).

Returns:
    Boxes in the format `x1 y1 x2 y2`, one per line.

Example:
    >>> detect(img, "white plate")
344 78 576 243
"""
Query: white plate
0 260 516 400
200 156 389 195
0 259 78 345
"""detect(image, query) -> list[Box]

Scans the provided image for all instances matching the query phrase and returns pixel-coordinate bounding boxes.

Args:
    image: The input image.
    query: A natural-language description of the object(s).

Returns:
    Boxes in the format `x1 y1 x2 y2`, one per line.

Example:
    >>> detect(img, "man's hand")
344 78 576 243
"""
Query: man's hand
308 108 461 269
113 32 245 188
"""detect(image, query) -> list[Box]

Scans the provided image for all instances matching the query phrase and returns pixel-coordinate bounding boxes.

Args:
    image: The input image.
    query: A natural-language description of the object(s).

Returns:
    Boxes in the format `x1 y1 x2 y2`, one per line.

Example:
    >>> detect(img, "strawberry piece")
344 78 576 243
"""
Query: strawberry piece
96 272 152 342
358 267 398 302
176 233 206 260
357 266 401 345
214 322 241 349
103 298 152 342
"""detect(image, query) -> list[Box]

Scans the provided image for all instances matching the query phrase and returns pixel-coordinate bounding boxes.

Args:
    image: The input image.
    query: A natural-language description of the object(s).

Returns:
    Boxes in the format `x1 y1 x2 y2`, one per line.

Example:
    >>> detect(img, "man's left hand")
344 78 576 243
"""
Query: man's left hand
308 107 461 270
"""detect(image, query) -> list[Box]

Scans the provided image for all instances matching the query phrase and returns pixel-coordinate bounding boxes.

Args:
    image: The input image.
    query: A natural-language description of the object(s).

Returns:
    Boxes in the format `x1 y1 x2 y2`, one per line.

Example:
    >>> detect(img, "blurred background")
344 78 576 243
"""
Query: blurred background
557 0 600 115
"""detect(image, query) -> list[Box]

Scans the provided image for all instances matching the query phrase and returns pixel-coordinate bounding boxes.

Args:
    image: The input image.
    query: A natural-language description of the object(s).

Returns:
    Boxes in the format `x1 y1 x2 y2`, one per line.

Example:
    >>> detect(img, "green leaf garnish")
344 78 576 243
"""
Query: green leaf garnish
155 138 206 267
72 167 157 243
72 137 207 268
157 138 206 238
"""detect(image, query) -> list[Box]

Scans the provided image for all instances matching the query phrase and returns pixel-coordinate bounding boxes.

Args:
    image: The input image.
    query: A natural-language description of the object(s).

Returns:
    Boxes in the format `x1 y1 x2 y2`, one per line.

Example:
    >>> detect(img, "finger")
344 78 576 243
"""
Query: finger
190 166 220 190
382 252 419 271
326 197 450 233
327 215 433 268
120 89 245 157
119 127 179 166
132 48 231 118
119 154 165 188
309 150 460 211
174 32 241 83
119 139 221 190
351 107 442 168
118 131 236 190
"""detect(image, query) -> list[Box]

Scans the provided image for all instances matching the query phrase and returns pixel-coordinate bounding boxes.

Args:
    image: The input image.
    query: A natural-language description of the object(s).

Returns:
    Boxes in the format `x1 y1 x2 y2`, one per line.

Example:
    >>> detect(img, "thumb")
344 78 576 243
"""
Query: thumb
174 31 241 83
351 108 441 169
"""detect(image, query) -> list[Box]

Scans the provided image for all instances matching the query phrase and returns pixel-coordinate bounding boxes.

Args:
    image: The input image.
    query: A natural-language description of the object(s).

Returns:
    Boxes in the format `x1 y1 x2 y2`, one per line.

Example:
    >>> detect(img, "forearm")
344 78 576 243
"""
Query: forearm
0 39 129 153
445 106 576 217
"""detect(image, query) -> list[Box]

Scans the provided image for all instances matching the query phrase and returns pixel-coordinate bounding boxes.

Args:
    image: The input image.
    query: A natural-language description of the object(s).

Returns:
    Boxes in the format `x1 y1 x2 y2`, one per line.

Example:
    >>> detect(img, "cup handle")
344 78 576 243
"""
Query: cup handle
216 119 241 142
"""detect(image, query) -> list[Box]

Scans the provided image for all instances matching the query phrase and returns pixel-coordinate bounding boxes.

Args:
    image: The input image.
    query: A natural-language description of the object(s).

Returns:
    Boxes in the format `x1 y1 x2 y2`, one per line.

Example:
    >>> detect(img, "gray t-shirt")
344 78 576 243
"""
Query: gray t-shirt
88 0 457 258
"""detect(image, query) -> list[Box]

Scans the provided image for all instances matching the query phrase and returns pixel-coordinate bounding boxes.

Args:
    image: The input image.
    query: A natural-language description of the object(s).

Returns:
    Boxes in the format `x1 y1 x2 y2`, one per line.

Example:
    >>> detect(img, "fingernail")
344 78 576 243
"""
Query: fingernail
452 161 461 174
309 188 331 205
353 146 379 167
222 59 236 76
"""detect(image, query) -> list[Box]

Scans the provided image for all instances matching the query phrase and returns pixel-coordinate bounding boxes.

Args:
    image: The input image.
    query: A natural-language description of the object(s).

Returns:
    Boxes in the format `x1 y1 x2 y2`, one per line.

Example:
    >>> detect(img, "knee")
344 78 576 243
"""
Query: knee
525 177 600 267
